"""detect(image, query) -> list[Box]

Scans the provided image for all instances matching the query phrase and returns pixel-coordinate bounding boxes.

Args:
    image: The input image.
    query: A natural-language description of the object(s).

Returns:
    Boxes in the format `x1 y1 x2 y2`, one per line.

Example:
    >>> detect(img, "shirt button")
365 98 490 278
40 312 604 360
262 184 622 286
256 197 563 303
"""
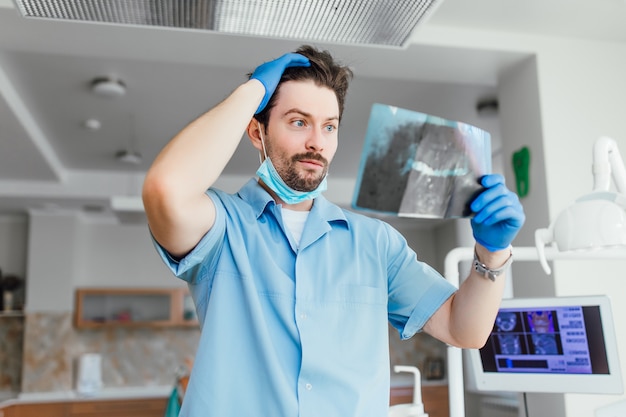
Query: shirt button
305 383 312 390
300 313 307 319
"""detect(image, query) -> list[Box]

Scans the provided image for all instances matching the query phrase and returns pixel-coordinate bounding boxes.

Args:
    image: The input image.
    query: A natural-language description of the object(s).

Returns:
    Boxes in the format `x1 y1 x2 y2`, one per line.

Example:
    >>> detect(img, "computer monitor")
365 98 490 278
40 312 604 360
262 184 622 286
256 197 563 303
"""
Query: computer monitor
469 295 623 394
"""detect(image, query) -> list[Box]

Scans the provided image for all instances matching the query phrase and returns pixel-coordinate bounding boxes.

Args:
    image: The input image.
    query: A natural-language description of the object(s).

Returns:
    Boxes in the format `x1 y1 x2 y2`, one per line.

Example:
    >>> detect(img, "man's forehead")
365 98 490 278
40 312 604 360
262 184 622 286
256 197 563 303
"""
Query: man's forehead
273 81 339 118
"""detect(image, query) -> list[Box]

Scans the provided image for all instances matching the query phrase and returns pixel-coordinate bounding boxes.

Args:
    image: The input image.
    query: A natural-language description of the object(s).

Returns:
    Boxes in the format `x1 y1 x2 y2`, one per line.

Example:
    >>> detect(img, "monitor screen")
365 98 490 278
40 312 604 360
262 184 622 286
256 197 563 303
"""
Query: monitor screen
469 295 623 394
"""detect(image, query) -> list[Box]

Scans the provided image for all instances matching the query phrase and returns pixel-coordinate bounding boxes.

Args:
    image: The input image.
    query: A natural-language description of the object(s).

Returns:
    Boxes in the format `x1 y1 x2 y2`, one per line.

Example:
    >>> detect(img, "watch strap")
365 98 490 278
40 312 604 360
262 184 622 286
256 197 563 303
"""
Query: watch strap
473 249 513 281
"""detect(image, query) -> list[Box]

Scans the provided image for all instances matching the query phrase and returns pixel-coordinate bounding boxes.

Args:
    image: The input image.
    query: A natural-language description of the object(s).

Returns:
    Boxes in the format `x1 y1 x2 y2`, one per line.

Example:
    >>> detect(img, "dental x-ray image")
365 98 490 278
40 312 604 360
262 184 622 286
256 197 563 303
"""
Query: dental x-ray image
352 103 492 218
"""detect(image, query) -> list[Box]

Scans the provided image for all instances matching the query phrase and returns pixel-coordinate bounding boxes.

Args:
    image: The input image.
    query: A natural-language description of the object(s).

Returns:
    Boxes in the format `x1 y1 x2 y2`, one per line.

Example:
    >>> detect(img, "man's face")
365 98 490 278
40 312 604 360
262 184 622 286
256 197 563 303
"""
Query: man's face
263 80 339 192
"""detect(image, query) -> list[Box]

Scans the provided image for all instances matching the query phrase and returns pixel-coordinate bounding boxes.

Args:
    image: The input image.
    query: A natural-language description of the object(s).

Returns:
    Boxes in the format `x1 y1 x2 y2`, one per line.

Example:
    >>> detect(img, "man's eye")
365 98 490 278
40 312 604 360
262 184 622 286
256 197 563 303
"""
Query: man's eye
325 125 336 132
293 120 305 127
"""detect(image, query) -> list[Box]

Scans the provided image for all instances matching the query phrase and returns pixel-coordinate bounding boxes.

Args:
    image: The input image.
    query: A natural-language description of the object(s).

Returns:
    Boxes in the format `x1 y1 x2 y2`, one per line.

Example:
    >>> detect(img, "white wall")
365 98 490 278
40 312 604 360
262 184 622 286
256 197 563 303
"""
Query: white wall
72 220 177 288
0 213 27 278
498 56 556 298
23 211 182 313
25 211 78 312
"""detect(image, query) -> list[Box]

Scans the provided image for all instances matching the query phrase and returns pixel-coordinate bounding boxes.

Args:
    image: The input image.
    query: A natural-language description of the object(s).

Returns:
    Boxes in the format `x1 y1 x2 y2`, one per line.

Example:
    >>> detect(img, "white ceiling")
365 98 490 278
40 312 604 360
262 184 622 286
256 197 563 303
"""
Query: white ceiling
1 0 625 219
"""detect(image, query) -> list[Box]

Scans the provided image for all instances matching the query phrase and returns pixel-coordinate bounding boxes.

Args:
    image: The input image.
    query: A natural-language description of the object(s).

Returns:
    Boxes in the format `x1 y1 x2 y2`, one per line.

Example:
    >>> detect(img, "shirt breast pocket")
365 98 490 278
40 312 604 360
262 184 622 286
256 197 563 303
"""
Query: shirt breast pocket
338 284 387 306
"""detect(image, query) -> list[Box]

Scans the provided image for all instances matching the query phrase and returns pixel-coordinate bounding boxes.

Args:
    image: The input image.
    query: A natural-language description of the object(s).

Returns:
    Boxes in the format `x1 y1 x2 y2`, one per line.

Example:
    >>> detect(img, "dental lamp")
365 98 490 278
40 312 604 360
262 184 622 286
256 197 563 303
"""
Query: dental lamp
535 136 626 274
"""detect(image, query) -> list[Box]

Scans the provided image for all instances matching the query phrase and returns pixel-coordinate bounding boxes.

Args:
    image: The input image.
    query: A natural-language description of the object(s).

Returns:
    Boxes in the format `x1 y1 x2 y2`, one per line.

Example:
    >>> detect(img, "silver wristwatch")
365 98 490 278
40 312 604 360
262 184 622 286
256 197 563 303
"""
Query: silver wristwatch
473 250 513 281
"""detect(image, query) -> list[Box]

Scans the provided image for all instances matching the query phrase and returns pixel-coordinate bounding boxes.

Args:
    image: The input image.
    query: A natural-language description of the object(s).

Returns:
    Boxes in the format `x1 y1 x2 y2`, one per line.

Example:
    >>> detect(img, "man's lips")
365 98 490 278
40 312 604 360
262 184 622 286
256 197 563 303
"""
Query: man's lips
299 159 324 168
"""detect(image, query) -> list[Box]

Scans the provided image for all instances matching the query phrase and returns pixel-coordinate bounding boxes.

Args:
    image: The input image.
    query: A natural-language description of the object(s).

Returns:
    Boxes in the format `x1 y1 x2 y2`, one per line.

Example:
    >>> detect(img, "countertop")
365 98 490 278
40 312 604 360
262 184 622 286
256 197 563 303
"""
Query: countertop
0 391 18 403
0 385 172 406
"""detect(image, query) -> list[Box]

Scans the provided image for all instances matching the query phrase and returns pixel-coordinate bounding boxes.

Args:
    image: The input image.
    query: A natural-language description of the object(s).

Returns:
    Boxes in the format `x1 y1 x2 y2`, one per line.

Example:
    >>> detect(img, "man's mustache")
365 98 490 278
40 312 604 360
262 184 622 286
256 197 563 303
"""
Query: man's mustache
291 152 328 167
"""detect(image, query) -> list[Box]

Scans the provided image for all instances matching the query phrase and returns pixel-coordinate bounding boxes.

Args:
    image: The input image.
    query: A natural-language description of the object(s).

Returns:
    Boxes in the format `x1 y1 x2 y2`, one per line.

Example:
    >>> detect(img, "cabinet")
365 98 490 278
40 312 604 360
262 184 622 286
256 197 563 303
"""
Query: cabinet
0 402 65 417
0 398 168 417
74 288 198 328
68 397 168 417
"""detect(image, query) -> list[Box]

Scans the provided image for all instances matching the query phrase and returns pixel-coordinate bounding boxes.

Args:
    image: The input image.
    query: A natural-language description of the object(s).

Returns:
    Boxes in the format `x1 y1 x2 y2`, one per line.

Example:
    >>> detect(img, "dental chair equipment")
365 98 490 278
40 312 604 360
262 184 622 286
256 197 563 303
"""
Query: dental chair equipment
535 137 626 274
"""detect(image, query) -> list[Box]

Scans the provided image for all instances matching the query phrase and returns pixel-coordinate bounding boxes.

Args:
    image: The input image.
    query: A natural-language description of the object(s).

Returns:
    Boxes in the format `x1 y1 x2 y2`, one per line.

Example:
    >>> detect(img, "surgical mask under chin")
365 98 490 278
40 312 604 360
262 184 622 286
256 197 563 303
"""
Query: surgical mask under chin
257 157 328 205
255 123 327 205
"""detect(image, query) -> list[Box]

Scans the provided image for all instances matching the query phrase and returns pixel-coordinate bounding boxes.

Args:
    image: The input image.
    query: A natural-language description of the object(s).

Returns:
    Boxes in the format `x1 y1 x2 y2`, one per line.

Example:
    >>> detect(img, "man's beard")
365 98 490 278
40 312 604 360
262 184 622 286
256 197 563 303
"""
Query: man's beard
274 151 329 192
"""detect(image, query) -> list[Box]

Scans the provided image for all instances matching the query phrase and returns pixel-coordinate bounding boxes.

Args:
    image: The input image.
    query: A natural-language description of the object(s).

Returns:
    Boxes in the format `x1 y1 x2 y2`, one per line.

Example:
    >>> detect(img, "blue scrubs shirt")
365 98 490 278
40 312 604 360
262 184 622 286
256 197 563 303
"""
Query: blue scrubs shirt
152 179 456 417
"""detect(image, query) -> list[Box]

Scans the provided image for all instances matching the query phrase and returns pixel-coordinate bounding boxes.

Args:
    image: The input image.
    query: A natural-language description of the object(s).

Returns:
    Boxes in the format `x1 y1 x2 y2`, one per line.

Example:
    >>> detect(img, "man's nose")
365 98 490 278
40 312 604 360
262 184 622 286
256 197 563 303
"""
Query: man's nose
306 127 325 151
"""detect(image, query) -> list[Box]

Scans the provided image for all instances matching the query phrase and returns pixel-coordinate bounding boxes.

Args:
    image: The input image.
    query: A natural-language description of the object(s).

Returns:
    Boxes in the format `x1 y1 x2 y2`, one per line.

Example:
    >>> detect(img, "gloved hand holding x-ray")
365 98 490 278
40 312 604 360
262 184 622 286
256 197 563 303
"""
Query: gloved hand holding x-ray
470 174 525 252
352 103 524 251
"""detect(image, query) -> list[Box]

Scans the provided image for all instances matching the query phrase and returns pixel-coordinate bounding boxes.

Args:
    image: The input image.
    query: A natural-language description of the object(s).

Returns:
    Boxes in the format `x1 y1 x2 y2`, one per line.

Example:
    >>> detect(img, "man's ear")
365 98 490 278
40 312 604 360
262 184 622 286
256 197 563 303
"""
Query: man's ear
246 118 264 152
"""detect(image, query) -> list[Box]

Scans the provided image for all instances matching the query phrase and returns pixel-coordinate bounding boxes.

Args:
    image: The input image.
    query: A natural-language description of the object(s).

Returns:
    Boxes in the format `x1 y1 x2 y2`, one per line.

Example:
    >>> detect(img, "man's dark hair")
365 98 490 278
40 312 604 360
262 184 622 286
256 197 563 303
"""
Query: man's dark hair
252 45 353 127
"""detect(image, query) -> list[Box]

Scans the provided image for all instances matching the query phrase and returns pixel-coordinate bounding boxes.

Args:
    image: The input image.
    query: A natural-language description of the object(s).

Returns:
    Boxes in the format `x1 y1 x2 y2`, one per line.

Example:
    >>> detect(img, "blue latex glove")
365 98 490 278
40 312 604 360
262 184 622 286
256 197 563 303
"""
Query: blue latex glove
470 174 525 252
250 52 310 114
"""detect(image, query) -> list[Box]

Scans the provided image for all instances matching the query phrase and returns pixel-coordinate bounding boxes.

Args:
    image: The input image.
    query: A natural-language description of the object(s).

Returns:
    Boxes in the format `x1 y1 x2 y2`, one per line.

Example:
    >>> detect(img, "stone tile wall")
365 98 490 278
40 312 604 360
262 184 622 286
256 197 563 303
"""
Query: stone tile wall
20 312 200 392
0 316 24 393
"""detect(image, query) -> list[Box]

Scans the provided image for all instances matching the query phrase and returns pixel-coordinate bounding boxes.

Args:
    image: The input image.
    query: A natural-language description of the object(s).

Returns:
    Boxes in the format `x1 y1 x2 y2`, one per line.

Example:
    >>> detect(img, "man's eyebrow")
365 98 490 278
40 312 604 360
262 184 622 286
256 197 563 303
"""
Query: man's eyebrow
283 108 339 122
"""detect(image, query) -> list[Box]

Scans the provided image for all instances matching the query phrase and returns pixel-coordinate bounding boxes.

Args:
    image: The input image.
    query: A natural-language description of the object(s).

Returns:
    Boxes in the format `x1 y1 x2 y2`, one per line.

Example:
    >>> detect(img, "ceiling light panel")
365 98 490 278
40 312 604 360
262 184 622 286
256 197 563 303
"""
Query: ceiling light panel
14 0 442 47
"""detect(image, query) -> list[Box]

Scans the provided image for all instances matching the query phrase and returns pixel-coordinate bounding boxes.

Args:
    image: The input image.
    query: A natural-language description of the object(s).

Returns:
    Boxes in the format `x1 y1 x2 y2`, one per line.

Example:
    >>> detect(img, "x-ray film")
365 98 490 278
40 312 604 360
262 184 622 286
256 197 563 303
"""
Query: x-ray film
352 103 492 218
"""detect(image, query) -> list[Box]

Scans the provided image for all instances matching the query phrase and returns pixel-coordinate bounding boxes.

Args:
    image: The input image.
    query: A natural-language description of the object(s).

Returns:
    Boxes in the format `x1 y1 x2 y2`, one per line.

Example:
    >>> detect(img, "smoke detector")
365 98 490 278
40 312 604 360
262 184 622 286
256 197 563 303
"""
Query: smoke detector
115 150 142 165
91 77 127 97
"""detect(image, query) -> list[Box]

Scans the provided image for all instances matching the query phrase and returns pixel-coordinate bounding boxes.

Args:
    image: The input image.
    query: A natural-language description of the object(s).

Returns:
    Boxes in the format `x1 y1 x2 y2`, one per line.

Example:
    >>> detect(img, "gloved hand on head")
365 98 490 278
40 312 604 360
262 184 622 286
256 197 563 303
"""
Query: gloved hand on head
470 174 526 252
250 52 311 114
